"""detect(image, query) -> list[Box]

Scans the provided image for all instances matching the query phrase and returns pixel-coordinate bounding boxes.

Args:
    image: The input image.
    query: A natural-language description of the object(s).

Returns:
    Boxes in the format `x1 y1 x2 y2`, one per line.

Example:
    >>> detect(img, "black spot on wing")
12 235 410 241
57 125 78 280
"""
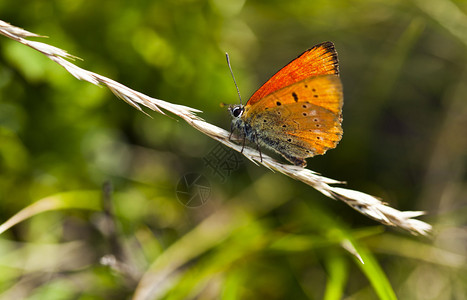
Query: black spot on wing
292 92 298 102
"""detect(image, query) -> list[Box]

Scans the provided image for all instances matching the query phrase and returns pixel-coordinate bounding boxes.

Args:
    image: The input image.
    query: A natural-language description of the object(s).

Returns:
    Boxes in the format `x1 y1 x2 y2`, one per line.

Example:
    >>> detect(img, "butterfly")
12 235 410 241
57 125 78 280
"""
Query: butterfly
228 41 343 167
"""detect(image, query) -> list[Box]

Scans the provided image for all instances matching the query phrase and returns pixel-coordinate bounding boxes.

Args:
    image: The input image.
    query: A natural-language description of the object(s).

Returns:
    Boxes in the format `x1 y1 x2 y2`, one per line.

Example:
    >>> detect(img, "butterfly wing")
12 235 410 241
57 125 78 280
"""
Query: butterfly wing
247 42 339 106
243 75 343 164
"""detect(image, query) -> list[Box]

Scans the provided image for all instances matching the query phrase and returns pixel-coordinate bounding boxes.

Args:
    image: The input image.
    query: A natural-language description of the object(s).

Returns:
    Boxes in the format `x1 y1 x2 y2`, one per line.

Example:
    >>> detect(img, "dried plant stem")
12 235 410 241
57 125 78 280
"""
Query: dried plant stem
0 20 431 235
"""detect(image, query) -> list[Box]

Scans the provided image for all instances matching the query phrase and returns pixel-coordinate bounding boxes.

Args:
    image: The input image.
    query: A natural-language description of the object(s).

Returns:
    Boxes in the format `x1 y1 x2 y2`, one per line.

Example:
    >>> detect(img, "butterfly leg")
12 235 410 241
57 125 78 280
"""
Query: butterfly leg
239 126 249 153
229 123 235 141
250 131 263 162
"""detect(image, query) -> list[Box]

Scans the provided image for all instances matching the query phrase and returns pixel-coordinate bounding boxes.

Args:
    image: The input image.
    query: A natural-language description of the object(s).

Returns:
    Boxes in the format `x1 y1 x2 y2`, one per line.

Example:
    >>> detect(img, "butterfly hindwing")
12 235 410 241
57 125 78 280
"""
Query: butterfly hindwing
243 75 343 161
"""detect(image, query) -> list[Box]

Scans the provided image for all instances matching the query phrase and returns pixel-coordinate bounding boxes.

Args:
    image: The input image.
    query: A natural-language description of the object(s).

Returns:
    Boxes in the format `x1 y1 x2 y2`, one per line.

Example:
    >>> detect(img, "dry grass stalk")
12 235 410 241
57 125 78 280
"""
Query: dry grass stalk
0 20 431 235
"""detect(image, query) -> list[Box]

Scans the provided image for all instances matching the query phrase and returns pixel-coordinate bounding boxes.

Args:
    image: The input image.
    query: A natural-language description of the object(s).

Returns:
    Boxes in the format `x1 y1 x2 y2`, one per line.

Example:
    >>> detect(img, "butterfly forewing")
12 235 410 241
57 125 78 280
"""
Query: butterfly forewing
247 42 339 106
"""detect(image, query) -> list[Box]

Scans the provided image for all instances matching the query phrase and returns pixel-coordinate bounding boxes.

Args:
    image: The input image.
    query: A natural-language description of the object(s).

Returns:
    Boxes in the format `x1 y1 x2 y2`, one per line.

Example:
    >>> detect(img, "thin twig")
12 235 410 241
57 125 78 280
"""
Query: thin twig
0 20 432 235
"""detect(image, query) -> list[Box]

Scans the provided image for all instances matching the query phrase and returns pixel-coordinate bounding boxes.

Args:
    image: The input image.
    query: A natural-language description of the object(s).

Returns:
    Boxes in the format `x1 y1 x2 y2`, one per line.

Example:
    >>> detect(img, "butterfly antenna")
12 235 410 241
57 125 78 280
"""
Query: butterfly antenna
226 52 243 105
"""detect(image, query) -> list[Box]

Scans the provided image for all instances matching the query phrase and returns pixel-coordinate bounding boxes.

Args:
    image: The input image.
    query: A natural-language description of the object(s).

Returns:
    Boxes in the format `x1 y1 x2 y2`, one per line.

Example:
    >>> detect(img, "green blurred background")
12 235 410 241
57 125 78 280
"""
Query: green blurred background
1 0 466 299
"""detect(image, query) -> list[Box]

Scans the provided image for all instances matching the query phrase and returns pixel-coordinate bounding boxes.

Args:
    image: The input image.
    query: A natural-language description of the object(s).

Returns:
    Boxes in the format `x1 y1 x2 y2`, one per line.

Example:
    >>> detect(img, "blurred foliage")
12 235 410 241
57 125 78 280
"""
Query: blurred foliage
1 0 467 299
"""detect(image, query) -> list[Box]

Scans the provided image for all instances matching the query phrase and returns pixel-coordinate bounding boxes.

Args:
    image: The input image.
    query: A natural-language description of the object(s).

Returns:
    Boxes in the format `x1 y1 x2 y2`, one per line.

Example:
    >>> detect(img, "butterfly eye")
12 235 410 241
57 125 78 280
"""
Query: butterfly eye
230 105 244 118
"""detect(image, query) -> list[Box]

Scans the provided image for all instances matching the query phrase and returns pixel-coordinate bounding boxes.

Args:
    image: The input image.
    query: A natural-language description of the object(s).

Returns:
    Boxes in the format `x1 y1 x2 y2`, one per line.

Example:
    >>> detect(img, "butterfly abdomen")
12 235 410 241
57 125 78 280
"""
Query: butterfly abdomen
255 133 309 167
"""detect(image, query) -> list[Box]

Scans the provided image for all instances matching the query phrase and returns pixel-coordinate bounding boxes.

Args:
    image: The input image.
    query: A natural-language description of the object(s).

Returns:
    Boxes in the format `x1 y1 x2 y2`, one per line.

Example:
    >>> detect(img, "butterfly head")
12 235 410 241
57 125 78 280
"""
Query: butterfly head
228 104 245 119
228 104 249 140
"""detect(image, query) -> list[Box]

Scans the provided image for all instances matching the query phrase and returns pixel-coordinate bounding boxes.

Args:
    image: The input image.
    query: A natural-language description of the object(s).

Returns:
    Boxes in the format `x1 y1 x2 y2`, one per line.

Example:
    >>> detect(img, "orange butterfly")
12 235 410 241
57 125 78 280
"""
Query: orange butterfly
228 42 343 167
